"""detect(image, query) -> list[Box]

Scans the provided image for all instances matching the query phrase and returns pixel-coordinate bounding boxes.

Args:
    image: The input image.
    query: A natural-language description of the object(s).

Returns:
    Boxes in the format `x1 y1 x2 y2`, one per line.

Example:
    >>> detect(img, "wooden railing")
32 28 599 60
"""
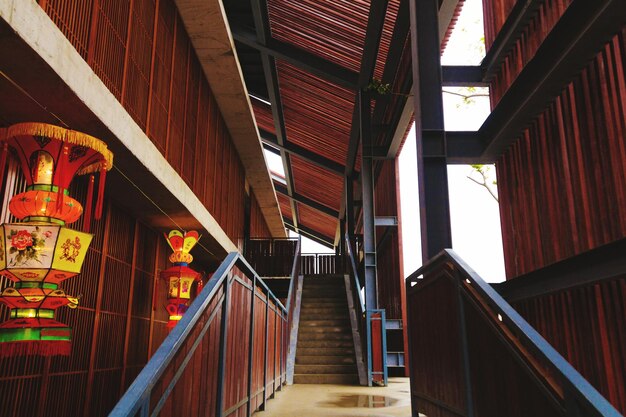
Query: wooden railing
109 250 300 416
406 250 621 417
244 238 299 277
300 253 343 275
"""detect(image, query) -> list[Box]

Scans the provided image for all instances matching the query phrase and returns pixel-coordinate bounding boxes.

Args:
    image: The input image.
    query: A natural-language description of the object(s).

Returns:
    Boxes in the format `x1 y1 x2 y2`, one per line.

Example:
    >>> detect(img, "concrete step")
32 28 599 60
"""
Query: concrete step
295 364 357 374
300 310 348 320
301 290 345 297
297 332 352 341
297 347 355 356
303 282 344 288
293 373 359 384
297 339 354 348
301 297 347 305
299 325 351 333
300 300 348 310
296 355 356 365
299 319 350 327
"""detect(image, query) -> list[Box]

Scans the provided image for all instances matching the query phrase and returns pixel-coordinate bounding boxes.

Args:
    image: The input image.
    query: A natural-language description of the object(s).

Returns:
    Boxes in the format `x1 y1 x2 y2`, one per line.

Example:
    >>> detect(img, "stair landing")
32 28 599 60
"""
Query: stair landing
252 377 411 416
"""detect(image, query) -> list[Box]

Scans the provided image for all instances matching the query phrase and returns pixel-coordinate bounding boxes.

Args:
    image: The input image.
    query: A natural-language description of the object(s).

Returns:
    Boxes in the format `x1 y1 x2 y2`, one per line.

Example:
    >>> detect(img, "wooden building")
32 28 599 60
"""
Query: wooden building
0 0 623 416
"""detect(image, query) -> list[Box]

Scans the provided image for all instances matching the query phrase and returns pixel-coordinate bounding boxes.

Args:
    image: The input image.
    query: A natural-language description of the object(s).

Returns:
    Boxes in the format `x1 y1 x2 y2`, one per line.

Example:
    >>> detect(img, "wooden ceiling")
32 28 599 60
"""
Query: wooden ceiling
223 0 463 246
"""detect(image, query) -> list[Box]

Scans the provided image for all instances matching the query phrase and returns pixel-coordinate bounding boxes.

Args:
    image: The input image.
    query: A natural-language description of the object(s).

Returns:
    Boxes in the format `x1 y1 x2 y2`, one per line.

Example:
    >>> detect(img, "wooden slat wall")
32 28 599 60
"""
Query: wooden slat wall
250 190 272 239
512 277 626 414
483 0 572 106
488 0 626 412
497 28 626 277
0 164 169 417
37 0 247 244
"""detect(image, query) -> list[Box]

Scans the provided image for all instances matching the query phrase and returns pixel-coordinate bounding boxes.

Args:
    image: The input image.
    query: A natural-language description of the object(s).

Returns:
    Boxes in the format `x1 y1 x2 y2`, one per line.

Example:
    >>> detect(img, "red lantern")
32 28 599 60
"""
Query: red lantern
161 230 202 328
0 123 113 357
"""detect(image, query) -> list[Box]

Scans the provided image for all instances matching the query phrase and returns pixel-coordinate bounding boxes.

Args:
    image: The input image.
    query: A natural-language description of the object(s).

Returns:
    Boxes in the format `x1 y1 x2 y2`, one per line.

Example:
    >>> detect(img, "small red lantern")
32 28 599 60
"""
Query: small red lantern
161 230 202 328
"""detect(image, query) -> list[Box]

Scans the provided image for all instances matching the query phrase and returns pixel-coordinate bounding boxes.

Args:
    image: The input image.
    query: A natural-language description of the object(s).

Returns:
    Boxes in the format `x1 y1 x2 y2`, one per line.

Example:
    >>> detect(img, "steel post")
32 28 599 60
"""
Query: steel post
409 0 453 261
359 90 378 310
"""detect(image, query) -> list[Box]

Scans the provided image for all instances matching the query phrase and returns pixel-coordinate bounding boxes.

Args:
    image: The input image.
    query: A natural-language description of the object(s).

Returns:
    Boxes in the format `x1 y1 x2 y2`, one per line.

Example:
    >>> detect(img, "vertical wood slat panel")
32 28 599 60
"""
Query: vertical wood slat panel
90 0 130 100
148 0 175 153
250 190 272 239
123 0 155 130
38 0 250 244
512 277 626 414
497 29 626 277
483 0 573 106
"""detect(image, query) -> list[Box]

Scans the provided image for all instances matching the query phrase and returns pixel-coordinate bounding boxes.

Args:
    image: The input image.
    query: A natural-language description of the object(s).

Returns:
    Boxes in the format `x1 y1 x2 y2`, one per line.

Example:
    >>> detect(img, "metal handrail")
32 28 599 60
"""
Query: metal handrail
109 252 287 416
345 233 366 313
407 249 621 417
285 236 301 311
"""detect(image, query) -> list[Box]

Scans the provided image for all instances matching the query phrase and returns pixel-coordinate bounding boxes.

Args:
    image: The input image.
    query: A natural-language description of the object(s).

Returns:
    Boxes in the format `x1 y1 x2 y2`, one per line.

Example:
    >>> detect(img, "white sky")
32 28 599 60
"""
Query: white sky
399 0 505 282
265 0 506 280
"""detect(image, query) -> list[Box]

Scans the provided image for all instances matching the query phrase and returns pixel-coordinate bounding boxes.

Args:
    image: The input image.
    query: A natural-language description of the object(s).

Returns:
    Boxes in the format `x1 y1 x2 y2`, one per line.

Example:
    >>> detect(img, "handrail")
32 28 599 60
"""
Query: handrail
407 249 621 417
285 236 301 311
344 233 365 313
109 252 287 416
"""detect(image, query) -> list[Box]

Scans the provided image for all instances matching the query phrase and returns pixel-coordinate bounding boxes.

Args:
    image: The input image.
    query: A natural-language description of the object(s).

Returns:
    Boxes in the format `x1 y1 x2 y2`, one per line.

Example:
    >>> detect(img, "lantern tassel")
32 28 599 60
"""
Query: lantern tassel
83 175 95 233
56 146 69 213
95 165 107 219
0 142 8 189
0 341 71 357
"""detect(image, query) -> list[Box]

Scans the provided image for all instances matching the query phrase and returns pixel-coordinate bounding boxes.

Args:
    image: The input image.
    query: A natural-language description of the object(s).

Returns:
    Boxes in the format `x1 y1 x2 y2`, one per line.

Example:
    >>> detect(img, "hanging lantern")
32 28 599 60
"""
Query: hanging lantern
161 230 202 328
0 122 113 357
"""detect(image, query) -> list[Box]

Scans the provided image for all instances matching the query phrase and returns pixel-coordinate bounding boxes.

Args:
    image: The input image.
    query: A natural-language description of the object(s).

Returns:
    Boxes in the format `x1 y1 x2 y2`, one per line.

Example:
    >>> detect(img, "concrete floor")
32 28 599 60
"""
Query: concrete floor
254 378 412 417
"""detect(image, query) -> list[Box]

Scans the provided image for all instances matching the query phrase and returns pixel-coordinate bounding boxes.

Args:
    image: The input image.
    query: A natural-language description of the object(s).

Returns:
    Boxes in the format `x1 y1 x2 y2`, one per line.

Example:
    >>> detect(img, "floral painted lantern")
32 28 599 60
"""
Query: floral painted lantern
0 122 113 356
161 230 202 328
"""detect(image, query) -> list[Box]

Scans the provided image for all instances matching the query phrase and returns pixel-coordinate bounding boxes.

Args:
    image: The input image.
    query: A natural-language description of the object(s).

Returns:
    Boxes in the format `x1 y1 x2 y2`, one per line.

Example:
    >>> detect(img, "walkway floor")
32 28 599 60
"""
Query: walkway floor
254 378 412 417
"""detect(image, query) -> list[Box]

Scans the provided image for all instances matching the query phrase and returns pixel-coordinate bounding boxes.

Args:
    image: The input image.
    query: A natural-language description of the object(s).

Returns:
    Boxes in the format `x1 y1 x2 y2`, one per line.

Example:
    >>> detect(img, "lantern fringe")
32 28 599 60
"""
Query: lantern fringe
56 146 68 213
5 122 114 174
0 340 71 357
0 141 8 190
83 175 95 232
95 166 106 220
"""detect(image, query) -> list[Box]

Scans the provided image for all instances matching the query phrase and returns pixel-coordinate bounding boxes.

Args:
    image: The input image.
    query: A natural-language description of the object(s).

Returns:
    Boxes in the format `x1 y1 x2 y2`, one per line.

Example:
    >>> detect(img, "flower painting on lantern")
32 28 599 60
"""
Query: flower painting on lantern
3 225 58 269
0 223 93 285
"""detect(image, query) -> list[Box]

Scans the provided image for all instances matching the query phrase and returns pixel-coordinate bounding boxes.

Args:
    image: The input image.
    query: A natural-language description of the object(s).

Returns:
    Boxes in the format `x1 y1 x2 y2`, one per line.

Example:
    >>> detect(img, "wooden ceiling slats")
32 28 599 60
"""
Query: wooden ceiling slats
277 61 354 166
277 193 293 221
242 0 418 240
297 204 338 240
251 99 276 135
291 156 344 212
267 0 369 72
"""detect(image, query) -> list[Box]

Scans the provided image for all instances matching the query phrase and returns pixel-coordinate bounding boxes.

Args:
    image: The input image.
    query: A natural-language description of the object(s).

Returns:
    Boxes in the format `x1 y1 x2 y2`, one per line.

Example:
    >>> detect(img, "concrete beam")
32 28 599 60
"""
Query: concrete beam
174 0 286 238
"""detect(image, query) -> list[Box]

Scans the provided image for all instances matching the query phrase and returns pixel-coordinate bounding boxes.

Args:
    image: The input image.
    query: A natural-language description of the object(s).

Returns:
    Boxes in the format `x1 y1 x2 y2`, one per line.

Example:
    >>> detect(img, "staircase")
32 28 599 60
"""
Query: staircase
294 274 359 384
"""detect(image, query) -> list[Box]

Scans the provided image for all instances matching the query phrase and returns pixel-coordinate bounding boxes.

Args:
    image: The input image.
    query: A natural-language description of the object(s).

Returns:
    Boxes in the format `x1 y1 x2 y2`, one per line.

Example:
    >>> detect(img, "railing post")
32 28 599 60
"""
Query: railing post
456 280 475 417
381 310 388 386
563 383 584 417
366 310 372 386
276 313 285 391
139 398 149 417
272 308 278 397
246 275 257 417
260 294 269 411
215 273 232 417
